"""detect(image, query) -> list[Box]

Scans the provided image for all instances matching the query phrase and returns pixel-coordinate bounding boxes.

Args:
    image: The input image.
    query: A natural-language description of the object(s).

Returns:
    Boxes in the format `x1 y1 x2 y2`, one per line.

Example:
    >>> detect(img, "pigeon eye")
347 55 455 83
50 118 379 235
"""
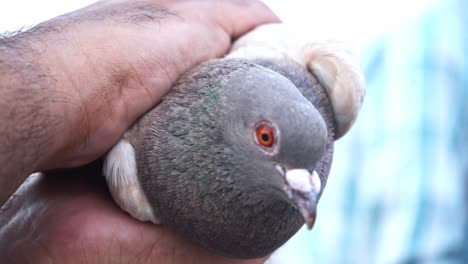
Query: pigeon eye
256 124 275 147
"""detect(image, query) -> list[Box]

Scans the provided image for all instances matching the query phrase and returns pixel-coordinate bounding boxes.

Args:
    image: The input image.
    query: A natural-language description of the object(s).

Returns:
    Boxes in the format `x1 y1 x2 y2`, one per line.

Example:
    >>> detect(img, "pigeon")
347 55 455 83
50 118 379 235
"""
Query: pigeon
103 24 365 259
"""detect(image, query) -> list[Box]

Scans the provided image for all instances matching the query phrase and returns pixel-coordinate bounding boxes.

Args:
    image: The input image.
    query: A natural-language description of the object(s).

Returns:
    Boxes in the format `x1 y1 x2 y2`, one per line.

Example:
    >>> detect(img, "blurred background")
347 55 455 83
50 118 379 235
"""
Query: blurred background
1 0 466 263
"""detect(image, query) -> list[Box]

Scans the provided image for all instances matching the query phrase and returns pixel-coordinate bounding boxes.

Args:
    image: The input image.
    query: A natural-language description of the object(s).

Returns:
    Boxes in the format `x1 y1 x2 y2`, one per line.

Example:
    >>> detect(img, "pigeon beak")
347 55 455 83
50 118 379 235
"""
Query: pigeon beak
278 167 322 230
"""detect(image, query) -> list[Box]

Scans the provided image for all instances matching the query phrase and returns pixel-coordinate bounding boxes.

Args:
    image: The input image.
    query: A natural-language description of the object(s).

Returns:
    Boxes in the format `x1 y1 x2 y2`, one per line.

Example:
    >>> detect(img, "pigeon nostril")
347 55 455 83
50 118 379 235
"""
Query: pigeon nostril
285 169 313 193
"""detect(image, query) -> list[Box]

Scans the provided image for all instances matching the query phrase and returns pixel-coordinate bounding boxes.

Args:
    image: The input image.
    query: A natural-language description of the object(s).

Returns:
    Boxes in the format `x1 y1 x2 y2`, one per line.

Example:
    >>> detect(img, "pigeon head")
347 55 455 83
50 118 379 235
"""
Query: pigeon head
136 59 334 258
220 62 328 230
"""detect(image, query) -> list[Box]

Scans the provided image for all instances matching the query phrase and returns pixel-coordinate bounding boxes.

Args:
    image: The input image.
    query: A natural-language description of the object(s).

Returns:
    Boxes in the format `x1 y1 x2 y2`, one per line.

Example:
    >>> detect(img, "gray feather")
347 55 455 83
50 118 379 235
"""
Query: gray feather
125 59 335 258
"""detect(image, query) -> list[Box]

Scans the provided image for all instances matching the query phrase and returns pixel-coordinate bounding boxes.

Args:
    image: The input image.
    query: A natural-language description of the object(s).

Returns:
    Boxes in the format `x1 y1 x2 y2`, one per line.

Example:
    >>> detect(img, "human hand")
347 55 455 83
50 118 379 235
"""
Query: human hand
0 162 268 264
28 0 279 169
0 0 279 203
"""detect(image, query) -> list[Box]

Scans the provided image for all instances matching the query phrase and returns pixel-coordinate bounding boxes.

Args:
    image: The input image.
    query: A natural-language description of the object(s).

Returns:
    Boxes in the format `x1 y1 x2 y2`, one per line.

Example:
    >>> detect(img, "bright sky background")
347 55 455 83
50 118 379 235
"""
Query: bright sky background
1 0 440 52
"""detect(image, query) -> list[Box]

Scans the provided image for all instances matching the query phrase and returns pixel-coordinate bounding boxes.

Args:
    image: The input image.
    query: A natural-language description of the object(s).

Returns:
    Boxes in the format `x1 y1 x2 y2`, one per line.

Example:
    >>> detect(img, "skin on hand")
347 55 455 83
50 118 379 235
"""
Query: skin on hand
0 0 279 262
0 162 267 264
34 0 279 170
0 0 279 204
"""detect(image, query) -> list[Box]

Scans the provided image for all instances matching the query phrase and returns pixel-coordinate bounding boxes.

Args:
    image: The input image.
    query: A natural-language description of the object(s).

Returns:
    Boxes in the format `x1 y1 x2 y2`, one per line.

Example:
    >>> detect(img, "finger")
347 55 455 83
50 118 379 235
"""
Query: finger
216 0 282 38
165 0 281 38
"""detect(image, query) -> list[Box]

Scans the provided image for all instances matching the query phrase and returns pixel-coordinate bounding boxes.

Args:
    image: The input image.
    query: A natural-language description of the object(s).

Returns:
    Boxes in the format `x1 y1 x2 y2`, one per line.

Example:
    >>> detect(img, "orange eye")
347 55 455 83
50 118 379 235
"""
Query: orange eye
256 124 275 147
